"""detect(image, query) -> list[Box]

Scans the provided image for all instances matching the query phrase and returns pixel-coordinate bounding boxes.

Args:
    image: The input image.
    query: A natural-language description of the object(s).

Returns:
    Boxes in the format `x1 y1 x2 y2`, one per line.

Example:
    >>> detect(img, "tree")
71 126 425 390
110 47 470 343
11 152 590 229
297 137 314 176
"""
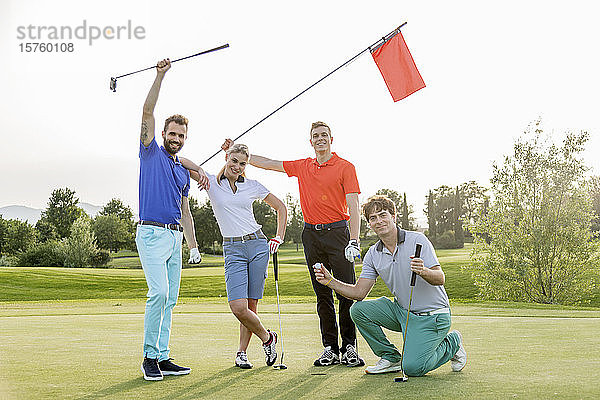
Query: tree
459 181 489 226
37 188 84 240
2 219 37 255
63 215 98 268
590 176 600 233
100 198 134 222
285 194 303 251
401 193 410 229
453 186 464 247
189 197 221 252
469 121 600 305
99 198 135 250
92 215 130 252
426 190 436 240
253 200 277 238
0 216 7 254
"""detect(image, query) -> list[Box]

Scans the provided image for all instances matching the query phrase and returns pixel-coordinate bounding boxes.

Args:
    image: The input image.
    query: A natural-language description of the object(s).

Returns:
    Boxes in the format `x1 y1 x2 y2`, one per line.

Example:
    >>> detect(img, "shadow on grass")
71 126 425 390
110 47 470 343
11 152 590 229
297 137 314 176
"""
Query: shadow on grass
246 365 340 400
157 366 266 400
75 367 241 400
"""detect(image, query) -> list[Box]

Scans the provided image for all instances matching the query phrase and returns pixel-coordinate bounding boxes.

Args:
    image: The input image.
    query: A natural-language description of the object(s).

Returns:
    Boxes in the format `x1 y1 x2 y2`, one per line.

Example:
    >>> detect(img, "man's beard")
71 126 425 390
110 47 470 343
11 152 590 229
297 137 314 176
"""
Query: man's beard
164 139 182 155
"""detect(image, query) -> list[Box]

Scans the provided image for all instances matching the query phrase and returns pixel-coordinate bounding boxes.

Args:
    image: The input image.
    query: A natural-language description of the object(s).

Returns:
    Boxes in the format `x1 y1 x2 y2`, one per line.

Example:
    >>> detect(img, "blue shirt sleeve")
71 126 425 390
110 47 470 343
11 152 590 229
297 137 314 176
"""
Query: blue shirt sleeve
140 138 158 159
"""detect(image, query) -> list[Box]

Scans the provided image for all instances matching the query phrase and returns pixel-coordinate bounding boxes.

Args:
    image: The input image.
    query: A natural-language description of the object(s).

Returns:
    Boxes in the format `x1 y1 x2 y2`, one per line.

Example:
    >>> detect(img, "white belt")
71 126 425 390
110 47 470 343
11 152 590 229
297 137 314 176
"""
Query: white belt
412 307 450 316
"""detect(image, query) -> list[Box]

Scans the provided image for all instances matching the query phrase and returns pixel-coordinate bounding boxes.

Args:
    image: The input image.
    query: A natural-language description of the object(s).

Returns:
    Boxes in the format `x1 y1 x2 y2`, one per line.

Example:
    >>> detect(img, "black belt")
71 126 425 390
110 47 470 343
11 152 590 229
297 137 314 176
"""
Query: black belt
223 229 266 243
138 220 184 232
304 220 348 231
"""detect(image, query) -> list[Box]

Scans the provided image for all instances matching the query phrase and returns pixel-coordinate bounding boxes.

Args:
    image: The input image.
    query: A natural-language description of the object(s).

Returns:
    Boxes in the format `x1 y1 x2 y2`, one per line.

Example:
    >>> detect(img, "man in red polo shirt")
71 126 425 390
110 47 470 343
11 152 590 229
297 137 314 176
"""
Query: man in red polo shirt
223 121 364 367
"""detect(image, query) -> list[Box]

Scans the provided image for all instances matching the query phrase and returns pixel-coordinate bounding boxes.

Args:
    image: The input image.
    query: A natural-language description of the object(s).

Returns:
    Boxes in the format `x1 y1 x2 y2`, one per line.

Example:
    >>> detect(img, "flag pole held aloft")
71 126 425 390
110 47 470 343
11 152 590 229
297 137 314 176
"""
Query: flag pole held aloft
200 22 423 166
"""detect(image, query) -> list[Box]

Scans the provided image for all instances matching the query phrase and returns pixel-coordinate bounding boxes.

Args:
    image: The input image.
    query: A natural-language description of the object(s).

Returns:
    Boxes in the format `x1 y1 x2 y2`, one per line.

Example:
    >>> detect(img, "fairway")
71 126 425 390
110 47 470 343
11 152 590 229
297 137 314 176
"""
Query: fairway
2 245 600 399
1 300 600 400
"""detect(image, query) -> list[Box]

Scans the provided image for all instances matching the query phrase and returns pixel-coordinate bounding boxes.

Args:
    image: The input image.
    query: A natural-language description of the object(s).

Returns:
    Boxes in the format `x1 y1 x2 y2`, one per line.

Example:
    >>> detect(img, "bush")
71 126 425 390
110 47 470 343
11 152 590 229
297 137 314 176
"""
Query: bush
0 254 19 267
63 216 97 268
90 250 111 267
434 230 464 249
15 240 65 267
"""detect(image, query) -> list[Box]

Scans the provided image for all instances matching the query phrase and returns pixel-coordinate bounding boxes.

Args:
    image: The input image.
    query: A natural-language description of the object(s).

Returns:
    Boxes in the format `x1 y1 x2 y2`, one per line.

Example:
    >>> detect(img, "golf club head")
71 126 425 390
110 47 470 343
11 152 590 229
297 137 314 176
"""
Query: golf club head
273 364 287 370
394 376 408 382
110 77 117 92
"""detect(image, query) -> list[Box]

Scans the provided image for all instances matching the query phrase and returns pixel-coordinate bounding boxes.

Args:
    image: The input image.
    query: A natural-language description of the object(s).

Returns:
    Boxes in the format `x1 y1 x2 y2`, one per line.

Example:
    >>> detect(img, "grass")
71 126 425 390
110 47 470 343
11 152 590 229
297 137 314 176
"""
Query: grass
0 244 480 303
1 300 599 399
2 245 600 399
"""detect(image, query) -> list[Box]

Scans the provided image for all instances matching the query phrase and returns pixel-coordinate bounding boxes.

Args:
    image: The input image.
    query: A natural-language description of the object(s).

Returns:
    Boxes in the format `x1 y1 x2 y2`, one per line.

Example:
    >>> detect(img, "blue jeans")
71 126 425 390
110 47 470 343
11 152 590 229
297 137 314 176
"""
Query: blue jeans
135 225 183 361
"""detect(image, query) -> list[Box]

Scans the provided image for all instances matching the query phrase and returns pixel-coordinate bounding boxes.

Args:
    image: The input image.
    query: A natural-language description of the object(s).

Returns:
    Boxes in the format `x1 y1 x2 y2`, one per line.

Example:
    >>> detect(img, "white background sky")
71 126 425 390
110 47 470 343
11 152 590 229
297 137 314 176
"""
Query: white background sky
1 0 599 226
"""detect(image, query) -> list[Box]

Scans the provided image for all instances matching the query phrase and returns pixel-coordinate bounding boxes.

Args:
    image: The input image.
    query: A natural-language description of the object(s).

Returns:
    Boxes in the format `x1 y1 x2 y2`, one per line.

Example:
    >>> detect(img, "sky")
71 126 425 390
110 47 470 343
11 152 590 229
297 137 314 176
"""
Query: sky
1 0 599 226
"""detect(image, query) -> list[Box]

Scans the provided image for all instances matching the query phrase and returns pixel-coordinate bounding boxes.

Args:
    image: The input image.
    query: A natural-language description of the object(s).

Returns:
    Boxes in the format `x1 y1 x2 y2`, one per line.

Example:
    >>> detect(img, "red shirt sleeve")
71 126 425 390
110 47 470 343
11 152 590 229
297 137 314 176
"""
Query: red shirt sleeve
341 162 360 194
283 159 306 177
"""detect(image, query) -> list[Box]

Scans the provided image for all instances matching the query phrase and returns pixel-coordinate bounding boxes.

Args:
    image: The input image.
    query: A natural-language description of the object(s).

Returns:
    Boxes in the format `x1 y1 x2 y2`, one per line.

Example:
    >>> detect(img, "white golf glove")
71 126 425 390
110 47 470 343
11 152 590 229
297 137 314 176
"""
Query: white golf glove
269 235 283 254
344 239 361 262
188 248 202 264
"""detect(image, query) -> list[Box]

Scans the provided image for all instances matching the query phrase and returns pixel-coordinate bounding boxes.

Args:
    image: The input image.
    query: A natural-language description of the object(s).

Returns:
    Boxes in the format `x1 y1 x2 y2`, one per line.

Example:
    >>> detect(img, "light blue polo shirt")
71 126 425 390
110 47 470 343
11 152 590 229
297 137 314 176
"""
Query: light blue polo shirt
138 138 190 225
360 228 450 313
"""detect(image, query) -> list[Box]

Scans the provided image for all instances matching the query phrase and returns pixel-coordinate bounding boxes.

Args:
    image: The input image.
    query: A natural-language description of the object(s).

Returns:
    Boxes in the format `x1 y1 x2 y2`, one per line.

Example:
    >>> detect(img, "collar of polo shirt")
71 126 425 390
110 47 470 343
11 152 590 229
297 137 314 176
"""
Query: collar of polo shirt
220 174 245 183
376 226 406 252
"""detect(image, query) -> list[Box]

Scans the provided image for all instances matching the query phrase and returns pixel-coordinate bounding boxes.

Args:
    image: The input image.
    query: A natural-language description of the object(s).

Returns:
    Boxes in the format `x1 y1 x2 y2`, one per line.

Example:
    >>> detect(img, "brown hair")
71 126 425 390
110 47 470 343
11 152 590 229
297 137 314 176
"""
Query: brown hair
310 121 331 135
163 114 188 134
362 195 396 220
217 143 250 185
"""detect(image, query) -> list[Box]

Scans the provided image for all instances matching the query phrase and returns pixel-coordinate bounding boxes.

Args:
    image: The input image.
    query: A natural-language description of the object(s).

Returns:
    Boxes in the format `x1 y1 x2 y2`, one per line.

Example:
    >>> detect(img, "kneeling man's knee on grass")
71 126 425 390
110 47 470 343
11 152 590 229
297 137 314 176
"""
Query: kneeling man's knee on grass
402 359 427 377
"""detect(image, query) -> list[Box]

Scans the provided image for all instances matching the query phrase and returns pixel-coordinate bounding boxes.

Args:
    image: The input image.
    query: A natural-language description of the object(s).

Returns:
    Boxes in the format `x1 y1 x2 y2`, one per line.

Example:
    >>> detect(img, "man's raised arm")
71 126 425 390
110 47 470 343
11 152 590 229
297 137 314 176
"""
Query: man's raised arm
221 139 285 172
140 59 171 146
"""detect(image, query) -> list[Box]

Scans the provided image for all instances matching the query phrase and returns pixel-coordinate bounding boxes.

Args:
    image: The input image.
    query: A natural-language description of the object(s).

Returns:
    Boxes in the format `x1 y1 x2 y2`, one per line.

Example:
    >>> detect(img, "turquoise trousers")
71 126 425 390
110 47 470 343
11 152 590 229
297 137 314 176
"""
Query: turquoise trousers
350 297 460 376
135 225 183 361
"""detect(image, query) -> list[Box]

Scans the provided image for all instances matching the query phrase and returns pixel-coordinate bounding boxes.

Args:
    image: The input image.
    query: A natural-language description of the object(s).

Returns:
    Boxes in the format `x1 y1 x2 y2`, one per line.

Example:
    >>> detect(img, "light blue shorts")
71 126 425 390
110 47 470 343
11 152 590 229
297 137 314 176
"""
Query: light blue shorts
223 238 269 301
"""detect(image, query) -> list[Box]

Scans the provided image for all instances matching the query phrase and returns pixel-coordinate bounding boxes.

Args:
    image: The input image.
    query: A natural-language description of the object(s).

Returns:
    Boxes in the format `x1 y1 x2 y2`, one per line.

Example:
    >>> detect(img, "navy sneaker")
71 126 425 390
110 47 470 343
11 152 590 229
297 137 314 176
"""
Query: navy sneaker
341 344 365 367
262 330 278 366
141 357 163 381
314 346 340 366
158 358 191 376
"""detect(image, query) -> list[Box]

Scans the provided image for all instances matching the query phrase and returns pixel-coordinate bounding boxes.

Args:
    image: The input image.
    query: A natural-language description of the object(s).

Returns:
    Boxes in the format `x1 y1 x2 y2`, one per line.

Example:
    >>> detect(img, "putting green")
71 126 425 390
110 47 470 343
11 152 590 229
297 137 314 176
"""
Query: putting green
1 300 599 399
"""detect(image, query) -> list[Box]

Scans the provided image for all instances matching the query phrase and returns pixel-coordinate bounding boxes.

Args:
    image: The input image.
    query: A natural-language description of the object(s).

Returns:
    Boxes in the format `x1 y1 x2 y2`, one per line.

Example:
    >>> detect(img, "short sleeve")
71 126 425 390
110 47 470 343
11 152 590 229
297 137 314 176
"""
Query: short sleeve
359 247 379 280
419 234 440 269
283 159 305 177
341 162 360 194
254 180 270 200
139 137 158 159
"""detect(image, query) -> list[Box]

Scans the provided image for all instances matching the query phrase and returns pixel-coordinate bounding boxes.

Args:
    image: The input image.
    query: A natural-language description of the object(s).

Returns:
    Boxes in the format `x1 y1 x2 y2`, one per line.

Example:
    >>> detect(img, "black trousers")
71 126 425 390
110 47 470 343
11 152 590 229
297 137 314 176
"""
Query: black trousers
303 225 356 354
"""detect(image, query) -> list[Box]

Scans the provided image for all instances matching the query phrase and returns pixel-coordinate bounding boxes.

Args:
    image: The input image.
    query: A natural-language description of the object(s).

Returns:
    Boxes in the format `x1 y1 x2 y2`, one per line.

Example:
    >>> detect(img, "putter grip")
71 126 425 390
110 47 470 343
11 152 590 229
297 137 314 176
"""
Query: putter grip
273 252 279 281
410 243 422 286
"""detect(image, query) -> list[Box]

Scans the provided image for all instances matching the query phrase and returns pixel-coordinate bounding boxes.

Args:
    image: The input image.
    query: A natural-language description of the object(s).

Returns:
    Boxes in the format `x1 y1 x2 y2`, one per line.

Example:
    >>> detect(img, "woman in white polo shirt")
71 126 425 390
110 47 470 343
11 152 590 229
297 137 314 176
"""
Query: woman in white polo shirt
181 143 287 369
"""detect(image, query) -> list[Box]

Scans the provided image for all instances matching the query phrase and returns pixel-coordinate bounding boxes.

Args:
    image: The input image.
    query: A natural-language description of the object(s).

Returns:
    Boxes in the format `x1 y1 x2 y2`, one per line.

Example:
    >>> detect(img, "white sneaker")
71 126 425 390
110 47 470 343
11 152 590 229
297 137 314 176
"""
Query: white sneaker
235 351 253 369
450 330 467 372
365 358 403 374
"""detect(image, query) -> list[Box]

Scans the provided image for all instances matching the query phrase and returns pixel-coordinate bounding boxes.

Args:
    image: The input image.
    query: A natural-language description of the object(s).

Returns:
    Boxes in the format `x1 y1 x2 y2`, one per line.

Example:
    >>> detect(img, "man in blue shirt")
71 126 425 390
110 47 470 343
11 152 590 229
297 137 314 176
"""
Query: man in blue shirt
137 58 208 381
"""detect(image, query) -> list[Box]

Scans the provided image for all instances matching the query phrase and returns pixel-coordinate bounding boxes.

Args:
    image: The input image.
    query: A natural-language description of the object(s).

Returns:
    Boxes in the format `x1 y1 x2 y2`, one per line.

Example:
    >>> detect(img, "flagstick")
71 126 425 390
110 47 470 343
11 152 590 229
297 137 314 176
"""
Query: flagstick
199 22 407 166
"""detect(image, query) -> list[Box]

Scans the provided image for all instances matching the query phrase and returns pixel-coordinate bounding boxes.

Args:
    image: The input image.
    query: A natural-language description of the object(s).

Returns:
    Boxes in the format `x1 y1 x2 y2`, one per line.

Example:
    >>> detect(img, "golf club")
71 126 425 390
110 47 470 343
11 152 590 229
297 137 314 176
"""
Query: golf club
109 43 229 92
394 243 422 383
272 251 287 370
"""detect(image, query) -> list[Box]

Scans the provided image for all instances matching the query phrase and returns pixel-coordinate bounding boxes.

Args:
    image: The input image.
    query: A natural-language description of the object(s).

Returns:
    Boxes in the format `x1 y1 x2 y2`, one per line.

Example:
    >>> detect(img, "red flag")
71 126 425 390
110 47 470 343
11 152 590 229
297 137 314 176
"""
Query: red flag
370 31 425 101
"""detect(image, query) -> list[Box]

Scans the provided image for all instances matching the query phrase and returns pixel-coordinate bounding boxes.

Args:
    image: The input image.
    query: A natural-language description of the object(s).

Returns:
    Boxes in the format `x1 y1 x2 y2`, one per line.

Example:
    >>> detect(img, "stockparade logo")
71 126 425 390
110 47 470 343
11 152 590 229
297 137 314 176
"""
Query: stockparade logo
16 20 146 53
